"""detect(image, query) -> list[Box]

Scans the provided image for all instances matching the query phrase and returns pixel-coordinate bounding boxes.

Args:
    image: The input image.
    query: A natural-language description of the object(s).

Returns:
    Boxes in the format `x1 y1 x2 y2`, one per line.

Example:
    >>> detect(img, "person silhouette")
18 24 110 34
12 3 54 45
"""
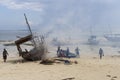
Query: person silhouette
3 48 9 62
99 48 104 59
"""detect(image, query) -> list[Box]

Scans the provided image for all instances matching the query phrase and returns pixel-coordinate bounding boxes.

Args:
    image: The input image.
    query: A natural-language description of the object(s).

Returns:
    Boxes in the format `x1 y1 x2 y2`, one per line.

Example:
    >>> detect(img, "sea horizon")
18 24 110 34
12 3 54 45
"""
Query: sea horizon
0 30 30 40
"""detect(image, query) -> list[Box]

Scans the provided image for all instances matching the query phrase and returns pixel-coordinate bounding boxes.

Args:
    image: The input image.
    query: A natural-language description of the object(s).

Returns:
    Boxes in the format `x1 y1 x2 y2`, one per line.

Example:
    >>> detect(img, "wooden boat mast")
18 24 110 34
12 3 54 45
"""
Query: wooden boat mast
24 13 36 48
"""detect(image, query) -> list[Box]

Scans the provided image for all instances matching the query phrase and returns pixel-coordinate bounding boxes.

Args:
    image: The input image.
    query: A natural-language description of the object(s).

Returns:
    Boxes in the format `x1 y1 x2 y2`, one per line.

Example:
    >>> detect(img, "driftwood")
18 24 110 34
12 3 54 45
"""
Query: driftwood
40 59 55 65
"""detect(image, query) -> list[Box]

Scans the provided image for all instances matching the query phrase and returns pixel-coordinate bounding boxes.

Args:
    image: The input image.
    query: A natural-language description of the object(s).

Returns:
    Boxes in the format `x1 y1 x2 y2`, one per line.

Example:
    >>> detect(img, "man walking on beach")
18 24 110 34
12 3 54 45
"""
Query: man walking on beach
99 48 104 59
3 48 9 62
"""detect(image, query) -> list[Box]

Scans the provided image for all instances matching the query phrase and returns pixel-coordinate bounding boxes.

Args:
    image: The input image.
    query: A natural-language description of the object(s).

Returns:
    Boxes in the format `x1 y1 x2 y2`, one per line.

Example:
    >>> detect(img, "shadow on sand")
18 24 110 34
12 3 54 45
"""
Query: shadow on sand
6 59 37 64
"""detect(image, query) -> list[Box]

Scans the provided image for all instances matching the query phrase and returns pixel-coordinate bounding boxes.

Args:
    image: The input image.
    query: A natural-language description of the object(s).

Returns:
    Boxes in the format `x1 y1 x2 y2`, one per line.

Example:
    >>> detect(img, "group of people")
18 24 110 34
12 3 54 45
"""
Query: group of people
57 46 80 58
1 47 104 63
57 46 104 59
57 46 66 57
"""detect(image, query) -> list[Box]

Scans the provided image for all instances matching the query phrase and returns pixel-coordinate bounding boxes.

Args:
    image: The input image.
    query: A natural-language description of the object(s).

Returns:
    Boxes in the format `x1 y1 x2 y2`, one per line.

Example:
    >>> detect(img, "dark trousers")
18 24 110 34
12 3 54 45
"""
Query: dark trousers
3 55 7 62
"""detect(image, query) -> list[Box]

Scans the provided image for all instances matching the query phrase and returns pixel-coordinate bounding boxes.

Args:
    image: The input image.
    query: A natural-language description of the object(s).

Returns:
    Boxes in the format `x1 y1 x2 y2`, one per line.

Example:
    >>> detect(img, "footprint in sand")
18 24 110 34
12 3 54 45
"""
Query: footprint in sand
112 76 117 78
62 77 75 80
111 76 117 80
106 75 111 77
106 75 118 80
111 78 115 80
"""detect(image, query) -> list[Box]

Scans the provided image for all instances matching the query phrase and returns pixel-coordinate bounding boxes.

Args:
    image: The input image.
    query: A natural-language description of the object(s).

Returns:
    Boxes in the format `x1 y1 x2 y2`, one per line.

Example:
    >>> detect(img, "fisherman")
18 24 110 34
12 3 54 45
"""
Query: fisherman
99 48 104 59
75 47 80 57
59 49 63 57
61 49 65 57
57 46 61 56
2 48 9 62
66 47 69 58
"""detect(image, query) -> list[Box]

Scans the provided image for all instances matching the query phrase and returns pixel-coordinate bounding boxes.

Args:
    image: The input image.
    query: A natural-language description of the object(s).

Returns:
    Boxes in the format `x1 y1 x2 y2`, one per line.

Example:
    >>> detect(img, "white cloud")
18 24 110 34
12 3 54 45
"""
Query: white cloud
0 0 43 11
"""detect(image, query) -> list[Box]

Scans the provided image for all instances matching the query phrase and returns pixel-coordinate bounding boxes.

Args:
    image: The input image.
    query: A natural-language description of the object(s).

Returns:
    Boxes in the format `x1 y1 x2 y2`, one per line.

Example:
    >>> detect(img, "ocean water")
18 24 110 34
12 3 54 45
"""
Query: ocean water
0 30 31 57
0 30 120 58
0 30 30 41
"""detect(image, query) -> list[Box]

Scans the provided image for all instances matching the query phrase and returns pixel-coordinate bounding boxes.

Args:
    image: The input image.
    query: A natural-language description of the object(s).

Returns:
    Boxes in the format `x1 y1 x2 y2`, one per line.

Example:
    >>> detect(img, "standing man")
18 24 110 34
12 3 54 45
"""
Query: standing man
3 48 9 62
66 47 69 58
57 46 61 57
99 48 104 59
75 47 80 57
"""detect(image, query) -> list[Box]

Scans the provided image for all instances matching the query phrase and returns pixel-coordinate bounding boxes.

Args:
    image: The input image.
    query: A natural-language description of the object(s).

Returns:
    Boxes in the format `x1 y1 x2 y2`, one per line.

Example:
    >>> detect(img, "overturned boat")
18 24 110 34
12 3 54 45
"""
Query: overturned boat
15 14 47 61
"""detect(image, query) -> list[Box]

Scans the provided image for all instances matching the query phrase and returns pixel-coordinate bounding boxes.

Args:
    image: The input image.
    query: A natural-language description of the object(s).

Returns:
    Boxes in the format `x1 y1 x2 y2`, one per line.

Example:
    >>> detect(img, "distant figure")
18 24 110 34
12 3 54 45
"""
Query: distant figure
3 48 9 62
59 49 63 57
61 49 65 57
75 47 80 57
57 46 61 56
66 47 69 58
99 48 104 59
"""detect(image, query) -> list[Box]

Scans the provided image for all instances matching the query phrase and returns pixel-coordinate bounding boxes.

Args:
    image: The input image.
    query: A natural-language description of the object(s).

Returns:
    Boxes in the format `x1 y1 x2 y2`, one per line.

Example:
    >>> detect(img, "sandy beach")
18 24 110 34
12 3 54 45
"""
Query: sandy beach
0 43 120 80
0 54 120 80
1 0 120 80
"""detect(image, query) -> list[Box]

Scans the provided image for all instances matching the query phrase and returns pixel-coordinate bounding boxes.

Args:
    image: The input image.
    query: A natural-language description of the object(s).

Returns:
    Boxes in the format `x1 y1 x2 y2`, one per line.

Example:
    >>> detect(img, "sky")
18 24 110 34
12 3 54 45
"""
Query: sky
0 0 120 37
